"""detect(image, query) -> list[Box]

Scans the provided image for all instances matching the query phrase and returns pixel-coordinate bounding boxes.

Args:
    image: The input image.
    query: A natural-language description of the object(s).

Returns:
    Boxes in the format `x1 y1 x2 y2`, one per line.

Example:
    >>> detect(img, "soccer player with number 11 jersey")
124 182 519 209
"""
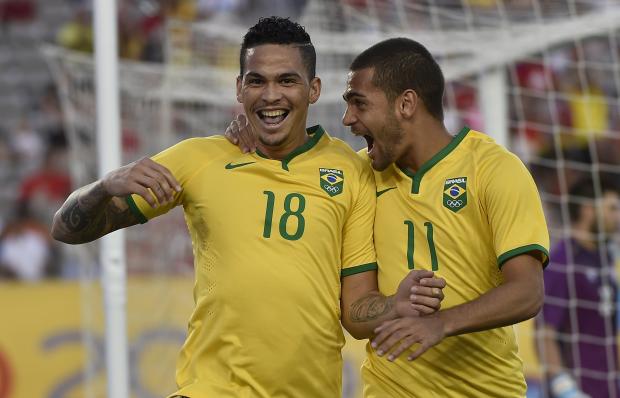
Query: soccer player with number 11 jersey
344 39 550 397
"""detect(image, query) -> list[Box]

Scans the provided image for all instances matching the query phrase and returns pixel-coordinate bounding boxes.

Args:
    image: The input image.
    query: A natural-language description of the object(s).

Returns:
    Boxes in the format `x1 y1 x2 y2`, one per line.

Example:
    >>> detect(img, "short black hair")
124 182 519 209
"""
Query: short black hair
240 16 316 79
568 175 619 222
350 37 445 121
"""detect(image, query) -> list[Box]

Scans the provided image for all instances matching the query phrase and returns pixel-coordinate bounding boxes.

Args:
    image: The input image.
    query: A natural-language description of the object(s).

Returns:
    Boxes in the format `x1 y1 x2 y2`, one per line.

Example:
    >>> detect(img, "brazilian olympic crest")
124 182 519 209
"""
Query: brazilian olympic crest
320 168 344 197
443 177 467 213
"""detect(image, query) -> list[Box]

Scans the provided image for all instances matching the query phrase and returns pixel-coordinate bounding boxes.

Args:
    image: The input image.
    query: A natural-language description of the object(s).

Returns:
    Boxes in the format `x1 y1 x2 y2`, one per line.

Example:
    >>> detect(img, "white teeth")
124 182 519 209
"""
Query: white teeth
261 110 286 117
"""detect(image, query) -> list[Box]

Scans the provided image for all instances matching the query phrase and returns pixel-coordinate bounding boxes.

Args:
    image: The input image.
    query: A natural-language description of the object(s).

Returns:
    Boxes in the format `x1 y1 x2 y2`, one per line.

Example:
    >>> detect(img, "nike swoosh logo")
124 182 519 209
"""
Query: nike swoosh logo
225 161 256 170
376 187 397 197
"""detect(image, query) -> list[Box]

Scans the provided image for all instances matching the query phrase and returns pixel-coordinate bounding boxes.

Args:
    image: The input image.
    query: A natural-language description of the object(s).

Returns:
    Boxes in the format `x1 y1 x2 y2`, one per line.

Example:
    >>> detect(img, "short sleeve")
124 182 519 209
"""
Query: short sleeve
126 138 202 222
481 151 550 268
340 161 378 277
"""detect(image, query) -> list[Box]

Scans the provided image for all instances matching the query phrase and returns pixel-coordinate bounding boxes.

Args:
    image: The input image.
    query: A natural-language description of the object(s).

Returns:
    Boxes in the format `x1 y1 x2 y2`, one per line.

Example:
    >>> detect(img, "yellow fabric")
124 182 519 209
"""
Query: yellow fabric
360 128 549 398
129 126 377 398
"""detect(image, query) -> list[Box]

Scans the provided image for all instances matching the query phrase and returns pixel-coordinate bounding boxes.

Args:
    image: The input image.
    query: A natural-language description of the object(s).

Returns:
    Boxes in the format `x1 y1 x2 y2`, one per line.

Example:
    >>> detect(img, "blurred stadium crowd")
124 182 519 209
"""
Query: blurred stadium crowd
0 0 618 282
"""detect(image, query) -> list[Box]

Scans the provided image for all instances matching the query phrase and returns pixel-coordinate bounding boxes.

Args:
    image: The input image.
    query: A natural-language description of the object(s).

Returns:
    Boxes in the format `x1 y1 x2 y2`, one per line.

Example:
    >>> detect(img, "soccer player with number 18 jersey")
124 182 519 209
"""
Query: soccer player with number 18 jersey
127 127 377 397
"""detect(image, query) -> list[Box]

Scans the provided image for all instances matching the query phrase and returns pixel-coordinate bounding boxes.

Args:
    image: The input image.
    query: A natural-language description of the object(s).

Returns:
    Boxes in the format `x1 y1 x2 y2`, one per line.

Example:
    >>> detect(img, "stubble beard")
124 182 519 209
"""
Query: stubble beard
375 113 404 171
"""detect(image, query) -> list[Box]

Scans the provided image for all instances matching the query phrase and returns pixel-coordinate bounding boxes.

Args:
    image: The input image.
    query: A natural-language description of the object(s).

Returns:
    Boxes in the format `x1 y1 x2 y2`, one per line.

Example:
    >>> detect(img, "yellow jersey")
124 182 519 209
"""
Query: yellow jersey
128 126 377 398
361 127 549 398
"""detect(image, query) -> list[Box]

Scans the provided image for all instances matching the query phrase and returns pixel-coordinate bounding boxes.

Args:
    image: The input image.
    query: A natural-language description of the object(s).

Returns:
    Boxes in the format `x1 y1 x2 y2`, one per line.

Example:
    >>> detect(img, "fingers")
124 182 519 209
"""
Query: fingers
225 115 244 148
373 318 399 335
374 327 415 360
140 159 181 202
410 304 435 315
408 269 435 283
128 182 157 208
237 113 247 126
128 158 182 208
238 116 257 153
386 336 419 361
371 318 409 353
370 317 437 362
224 114 258 153
225 122 239 144
408 342 432 361
420 276 447 289
409 298 441 315
236 121 253 153
134 174 169 206
145 158 182 192
411 285 443 301
141 168 174 202
410 284 444 312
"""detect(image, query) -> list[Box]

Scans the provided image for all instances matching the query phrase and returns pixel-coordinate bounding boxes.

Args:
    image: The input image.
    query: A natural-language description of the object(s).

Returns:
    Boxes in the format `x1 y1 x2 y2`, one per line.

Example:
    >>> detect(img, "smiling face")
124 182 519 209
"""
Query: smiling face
342 67 406 171
236 44 320 155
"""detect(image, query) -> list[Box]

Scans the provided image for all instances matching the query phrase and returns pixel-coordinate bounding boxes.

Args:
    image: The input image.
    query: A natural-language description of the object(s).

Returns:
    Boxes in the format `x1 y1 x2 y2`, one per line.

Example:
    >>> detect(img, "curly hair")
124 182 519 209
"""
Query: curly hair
240 16 316 79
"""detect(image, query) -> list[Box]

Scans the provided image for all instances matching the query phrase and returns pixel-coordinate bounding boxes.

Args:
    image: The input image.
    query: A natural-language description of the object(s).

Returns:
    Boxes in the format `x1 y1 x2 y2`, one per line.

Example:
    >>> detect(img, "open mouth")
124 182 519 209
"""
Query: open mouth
257 109 289 126
364 135 374 151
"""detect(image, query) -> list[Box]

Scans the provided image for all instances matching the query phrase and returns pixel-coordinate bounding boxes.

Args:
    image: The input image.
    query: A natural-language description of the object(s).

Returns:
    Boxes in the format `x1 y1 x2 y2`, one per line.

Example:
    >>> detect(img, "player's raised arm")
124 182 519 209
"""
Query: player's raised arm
51 157 181 244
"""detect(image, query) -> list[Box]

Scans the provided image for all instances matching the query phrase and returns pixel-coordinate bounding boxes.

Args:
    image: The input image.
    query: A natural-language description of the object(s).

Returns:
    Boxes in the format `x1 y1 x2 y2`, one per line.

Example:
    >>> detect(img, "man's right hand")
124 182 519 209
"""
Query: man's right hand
102 157 181 208
395 270 446 317
224 114 258 153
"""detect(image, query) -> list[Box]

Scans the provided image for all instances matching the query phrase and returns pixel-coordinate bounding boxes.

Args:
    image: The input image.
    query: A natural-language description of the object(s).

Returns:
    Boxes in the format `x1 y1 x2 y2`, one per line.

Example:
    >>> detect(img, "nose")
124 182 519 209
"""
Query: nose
262 81 283 103
342 105 356 127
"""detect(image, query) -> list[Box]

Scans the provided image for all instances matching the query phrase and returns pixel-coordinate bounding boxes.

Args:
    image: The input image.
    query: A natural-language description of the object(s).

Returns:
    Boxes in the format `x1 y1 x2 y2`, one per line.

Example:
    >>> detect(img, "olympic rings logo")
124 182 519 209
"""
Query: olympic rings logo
446 199 464 208
323 184 340 193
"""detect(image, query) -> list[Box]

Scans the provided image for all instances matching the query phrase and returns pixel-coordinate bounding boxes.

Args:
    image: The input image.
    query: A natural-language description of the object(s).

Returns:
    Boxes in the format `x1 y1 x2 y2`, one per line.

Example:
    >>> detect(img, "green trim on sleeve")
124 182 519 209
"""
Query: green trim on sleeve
125 195 148 224
341 262 378 277
497 244 549 269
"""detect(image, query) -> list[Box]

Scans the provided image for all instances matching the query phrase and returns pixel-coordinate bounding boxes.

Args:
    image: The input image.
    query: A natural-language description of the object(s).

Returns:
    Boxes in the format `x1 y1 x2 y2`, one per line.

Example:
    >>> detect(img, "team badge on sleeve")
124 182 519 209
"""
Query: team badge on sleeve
443 177 467 213
320 168 344 197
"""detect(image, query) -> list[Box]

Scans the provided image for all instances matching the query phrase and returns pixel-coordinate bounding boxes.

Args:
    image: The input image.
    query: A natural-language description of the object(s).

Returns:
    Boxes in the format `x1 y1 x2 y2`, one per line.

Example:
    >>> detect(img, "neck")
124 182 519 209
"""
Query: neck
257 127 309 160
397 119 453 172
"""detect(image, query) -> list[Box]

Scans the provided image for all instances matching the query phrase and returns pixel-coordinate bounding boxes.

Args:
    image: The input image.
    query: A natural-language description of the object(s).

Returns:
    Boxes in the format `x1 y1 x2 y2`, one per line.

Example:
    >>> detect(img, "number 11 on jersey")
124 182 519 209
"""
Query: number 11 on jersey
404 220 439 271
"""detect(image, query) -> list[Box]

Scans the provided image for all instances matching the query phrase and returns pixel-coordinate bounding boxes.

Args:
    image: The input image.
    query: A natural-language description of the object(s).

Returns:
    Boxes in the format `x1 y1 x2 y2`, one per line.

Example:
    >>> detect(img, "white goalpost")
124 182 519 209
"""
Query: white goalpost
93 0 128 397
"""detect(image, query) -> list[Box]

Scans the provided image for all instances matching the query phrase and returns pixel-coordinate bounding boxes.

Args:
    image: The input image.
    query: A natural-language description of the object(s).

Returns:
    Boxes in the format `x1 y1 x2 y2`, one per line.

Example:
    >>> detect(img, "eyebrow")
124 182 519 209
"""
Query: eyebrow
244 71 303 80
279 72 303 79
342 91 365 102
244 72 264 79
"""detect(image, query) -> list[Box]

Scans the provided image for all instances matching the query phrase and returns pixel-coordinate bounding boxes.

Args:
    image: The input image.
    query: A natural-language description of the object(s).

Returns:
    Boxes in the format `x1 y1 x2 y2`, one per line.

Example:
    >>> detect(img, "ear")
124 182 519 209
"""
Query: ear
396 89 418 119
308 77 321 104
236 76 243 103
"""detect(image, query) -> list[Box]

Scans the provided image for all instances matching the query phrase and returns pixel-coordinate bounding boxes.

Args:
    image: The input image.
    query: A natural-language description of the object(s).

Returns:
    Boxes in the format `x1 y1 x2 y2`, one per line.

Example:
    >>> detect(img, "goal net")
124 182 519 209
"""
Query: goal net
43 0 620 396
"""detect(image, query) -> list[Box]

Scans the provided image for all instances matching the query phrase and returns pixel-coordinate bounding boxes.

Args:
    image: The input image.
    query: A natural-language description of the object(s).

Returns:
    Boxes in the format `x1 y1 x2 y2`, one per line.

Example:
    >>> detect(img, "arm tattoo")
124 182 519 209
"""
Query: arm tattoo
55 182 139 243
350 294 394 323
61 198 100 232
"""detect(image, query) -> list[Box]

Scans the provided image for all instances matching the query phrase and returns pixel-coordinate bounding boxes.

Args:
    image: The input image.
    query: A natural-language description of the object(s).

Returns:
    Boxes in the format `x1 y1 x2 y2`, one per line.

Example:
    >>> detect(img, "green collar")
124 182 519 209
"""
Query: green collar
256 125 325 171
398 126 470 194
